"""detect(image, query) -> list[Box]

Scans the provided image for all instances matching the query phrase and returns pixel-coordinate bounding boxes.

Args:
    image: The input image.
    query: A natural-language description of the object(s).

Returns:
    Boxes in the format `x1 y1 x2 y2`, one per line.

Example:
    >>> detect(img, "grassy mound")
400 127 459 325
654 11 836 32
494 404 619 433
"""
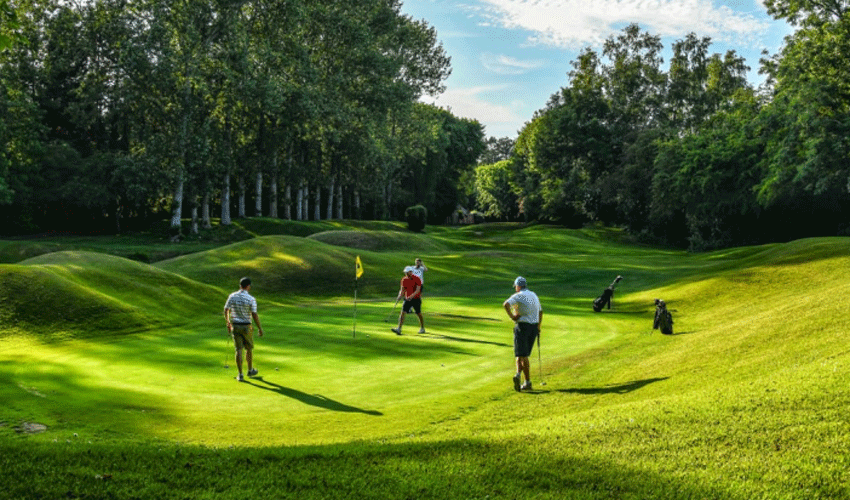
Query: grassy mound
307 229 447 253
155 235 412 297
235 217 409 238
0 251 220 340
0 240 64 263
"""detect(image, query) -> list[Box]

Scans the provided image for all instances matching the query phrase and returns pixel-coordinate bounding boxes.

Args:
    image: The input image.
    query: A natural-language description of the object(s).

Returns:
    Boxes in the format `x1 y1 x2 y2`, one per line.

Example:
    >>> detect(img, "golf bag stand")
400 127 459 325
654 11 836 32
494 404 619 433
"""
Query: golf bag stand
593 275 623 312
653 299 674 335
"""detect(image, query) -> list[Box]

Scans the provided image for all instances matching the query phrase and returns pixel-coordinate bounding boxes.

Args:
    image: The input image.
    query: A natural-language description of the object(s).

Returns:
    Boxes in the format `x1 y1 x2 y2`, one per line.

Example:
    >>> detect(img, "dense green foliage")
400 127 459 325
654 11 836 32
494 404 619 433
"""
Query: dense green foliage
0 223 848 499
474 4 850 250
0 0 484 236
2 0 848 250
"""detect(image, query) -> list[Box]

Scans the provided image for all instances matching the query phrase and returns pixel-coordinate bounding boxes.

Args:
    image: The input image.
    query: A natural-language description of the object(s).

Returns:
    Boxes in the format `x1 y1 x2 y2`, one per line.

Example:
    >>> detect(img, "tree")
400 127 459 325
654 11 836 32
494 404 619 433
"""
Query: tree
764 0 849 25
756 10 850 237
475 159 517 220
652 90 764 249
479 137 515 165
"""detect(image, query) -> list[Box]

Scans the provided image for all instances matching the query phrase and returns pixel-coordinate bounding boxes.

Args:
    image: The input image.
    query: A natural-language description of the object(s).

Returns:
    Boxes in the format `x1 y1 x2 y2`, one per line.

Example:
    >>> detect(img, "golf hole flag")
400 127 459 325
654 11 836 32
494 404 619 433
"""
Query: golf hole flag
356 255 364 279
353 256 364 337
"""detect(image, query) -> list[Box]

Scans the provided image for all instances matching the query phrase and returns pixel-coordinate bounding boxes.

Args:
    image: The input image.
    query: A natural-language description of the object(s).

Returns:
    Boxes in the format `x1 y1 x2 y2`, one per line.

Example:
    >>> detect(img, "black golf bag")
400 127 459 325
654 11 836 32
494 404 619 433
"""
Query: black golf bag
653 299 673 335
592 275 623 312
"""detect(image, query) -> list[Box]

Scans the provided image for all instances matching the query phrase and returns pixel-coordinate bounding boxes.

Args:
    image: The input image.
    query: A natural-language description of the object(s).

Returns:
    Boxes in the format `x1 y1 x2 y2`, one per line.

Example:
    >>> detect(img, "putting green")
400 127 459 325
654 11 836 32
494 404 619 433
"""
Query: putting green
2 294 620 446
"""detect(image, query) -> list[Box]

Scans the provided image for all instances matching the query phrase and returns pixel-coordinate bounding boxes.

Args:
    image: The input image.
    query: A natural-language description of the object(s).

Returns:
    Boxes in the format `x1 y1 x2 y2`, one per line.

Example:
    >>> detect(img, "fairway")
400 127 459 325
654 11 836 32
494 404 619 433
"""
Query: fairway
1 223 848 499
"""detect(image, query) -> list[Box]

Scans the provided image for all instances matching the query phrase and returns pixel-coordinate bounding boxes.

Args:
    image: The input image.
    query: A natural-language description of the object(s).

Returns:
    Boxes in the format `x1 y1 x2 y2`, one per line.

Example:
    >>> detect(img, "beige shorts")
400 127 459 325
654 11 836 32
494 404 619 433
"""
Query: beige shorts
231 324 254 351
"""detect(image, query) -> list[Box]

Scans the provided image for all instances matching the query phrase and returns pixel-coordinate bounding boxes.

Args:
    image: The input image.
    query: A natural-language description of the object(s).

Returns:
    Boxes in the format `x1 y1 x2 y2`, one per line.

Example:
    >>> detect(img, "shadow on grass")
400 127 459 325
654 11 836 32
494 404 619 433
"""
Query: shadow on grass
558 377 668 395
1 435 751 500
418 331 510 347
245 377 382 416
429 312 501 322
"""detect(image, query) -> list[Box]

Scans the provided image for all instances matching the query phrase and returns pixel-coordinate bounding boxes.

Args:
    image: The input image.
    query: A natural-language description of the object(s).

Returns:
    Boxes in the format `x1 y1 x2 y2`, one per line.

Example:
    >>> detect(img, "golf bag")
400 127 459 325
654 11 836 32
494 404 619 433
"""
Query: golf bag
653 299 673 335
592 275 623 312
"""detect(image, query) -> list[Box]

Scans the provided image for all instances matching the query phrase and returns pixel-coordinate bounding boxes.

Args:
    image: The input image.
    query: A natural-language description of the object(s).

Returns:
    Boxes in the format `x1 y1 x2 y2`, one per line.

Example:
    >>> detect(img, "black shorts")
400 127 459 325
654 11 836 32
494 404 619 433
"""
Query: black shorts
513 322 539 357
402 297 422 314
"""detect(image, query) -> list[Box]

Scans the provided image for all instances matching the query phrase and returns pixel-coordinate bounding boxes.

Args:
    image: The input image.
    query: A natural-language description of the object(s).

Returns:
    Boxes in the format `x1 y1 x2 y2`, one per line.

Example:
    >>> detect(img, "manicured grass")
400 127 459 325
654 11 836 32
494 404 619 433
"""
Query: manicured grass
0 224 848 499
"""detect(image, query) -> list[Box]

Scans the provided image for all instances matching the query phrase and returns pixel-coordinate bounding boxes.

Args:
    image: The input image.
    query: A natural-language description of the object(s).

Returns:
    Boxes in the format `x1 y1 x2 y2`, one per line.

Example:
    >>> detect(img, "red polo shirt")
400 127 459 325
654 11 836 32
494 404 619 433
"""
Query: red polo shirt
401 274 422 299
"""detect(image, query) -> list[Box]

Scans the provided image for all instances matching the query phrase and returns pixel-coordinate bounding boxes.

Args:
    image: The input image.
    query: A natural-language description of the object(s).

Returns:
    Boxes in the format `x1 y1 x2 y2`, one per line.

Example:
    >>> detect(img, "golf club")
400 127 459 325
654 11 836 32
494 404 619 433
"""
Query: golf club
537 335 546 386
224 331 230 368
384 295 401 322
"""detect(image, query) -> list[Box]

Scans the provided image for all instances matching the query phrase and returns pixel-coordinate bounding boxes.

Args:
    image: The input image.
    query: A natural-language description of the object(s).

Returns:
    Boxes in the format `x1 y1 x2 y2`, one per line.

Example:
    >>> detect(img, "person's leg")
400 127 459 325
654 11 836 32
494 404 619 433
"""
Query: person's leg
416 312 424 331
246 347 253 372
519 356 531 384
513 357 523 391
235 348 243 375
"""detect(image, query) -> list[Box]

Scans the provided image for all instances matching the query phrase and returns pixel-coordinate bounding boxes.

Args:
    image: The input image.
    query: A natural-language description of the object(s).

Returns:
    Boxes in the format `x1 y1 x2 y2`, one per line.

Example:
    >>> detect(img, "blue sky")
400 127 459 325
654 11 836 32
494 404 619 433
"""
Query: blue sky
399 0 793 139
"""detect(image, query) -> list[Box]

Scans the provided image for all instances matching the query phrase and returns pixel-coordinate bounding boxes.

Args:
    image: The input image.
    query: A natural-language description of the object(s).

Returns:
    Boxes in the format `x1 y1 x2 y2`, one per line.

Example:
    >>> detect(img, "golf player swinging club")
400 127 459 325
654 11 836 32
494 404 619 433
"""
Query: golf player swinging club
503 276 543 392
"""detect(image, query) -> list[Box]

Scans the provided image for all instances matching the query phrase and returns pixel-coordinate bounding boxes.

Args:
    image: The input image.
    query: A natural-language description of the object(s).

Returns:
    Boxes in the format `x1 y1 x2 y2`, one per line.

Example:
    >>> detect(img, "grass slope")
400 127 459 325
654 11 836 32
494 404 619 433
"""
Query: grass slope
0 226 848 499
0 251 220 340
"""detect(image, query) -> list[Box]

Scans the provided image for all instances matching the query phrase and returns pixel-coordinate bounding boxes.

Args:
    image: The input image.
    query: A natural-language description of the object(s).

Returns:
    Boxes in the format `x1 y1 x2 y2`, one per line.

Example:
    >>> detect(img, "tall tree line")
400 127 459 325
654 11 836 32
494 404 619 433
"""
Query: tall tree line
475 1 850 250
0 0 484 237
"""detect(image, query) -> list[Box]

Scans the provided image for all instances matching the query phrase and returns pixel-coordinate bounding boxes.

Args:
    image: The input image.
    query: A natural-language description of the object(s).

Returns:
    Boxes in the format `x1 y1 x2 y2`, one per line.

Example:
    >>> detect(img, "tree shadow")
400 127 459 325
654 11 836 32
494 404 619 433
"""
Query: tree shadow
558 377 668 395
244 377 383 416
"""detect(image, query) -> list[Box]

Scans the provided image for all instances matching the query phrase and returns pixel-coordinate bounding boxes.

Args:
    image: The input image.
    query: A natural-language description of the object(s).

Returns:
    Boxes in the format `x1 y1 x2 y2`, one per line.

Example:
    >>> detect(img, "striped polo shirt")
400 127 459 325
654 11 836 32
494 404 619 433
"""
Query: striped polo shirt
224 290 257 325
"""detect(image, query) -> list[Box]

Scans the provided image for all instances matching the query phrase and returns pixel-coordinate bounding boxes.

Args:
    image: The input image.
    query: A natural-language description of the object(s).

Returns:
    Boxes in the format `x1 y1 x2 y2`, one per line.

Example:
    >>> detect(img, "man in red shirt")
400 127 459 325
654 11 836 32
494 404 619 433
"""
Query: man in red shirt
391 266 425 335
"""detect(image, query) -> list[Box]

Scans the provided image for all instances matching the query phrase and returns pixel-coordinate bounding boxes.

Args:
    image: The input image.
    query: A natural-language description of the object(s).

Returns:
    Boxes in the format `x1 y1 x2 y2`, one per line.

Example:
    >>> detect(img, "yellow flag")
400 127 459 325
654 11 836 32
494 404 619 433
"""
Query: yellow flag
355 255 364 279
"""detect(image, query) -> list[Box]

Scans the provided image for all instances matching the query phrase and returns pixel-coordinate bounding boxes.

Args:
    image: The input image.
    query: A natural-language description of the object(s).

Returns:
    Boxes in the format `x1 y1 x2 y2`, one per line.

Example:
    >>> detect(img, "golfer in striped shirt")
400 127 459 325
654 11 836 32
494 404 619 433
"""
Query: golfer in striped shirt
503 276 542 392
224 277 265 382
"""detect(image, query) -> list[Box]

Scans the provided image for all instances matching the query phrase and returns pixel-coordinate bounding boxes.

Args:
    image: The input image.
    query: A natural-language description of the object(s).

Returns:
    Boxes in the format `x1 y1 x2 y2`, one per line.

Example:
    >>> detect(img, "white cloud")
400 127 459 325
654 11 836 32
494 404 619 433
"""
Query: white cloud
421 85 528 136
480 53 547 75
475 0 771 48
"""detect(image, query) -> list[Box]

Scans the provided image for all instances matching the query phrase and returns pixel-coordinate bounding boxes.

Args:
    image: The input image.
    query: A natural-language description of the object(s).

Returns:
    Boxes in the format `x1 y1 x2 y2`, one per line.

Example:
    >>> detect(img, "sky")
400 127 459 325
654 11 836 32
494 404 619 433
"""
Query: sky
399 0 794 139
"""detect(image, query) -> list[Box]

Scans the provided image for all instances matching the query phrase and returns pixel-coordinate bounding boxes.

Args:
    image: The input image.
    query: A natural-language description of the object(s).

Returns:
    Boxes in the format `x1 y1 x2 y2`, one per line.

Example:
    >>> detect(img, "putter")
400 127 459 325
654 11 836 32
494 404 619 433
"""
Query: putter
224 331 230 368
537 335 546 386
384 296 401 322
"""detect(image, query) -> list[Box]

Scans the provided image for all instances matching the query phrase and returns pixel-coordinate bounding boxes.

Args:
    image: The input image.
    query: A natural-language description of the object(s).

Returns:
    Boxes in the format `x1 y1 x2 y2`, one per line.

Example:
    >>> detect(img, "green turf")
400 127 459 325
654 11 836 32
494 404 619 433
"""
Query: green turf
0 224 848 499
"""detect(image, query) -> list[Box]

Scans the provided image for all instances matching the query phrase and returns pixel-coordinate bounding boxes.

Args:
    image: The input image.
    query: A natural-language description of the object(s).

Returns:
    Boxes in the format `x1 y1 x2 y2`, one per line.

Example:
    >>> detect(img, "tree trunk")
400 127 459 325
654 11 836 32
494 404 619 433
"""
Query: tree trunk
313 184 321 221
301 184 309 220
336 183 343 219
296 184 303 221
255 170 263 217
326 178 335 220
202 190 212 229
354 190 361 220
284 184 291 220
221 172 231 226
191 205 199 234
170 173 184 242
238 177 246 218
269 151 279 219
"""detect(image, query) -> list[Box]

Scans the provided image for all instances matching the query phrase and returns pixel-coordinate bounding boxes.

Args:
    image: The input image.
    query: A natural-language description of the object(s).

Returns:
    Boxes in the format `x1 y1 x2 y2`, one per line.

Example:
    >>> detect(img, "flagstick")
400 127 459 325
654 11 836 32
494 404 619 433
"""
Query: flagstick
353 255 363 338
353 277 358 338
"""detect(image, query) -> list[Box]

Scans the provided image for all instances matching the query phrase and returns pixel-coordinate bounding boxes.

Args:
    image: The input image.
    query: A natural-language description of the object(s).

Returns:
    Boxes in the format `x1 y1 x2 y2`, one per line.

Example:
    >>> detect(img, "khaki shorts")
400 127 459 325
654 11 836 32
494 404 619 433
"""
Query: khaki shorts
231 324 254 351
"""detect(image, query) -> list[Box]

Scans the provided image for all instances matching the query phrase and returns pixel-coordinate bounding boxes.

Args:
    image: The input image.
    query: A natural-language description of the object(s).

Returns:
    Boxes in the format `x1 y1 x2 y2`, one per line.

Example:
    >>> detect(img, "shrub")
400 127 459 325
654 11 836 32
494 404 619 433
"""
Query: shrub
405 205 428 232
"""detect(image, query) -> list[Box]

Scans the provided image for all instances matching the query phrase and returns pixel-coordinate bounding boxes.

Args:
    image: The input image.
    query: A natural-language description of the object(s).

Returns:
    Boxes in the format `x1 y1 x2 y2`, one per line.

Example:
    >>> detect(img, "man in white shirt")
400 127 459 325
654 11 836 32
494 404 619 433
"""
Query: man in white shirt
503 276 542 391
411 258 428 294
